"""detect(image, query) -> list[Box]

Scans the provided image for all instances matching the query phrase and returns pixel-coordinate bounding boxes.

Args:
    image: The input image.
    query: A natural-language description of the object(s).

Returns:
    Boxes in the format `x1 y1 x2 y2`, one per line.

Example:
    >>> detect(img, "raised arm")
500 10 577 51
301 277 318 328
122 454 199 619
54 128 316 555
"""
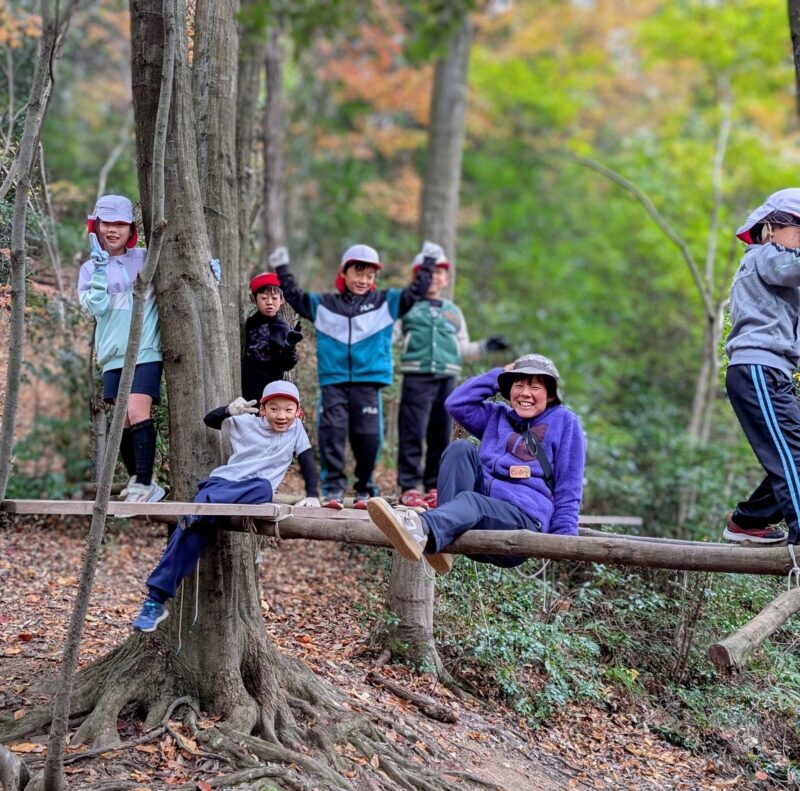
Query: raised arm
77 260 111 317
445 367 504 439
754 243 800 287
203 398 258 430
268 247 314 320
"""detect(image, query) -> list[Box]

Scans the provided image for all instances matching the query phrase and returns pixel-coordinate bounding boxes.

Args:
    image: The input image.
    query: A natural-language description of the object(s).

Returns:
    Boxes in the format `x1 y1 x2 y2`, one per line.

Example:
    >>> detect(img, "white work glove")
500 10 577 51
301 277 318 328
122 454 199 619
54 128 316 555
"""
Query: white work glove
296 496 321 508
227 397 259 417
268 246 290 269
89 233 110 267
420 240 445 264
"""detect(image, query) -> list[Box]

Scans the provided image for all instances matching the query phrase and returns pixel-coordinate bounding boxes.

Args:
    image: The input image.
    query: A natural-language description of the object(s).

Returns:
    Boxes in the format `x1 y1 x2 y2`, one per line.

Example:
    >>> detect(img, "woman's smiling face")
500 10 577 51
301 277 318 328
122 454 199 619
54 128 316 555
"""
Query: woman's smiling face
509 375 551 419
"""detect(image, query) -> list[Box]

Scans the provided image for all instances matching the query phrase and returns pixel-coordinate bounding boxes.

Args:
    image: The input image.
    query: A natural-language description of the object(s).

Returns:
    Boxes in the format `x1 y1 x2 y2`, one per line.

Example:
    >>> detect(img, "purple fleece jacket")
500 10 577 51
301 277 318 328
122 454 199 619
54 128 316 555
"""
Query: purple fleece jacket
445 367 586 535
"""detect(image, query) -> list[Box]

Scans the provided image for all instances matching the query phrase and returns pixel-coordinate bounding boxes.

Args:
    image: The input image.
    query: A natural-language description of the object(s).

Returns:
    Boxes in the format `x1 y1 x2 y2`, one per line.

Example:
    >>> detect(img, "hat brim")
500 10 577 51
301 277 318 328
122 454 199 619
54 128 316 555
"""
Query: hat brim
260 392 300 405
497 368 560 402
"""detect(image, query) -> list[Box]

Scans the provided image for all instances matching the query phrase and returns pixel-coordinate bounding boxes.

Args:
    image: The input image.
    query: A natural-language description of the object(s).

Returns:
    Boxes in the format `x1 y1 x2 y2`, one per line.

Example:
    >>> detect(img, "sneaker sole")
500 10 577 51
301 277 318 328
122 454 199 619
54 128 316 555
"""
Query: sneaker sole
133 609 169 633
722 527 786 545
367 498 424 561
322 501 344 511
426 553 454 574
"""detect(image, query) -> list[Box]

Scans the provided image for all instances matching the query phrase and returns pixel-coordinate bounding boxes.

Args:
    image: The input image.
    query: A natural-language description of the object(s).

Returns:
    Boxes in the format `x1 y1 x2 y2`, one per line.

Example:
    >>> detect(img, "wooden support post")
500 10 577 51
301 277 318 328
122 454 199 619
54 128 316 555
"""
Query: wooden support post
708 587 800 674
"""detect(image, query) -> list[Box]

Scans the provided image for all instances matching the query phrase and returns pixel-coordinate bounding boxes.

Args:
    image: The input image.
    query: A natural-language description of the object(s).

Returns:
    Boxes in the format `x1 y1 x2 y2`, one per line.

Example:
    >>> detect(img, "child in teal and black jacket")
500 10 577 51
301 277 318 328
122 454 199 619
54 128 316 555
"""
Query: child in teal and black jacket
268 243 435 509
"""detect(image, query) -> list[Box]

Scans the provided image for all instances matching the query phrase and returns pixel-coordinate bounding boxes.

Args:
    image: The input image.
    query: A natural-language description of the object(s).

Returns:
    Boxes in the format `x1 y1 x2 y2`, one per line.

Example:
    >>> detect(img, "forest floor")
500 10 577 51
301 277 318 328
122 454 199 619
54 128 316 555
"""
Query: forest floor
0 482 758 791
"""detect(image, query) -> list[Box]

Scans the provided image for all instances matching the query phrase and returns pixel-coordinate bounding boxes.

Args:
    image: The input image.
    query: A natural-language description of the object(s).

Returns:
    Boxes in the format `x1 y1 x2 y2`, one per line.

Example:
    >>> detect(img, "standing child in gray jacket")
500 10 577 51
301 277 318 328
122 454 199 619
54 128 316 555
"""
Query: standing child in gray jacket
724 188 800 544
77 195 164 503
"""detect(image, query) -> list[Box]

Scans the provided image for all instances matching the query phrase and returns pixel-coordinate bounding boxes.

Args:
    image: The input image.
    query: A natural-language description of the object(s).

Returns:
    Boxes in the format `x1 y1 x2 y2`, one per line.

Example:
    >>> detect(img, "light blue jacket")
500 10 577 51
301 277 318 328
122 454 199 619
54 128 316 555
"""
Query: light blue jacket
77 248 162 373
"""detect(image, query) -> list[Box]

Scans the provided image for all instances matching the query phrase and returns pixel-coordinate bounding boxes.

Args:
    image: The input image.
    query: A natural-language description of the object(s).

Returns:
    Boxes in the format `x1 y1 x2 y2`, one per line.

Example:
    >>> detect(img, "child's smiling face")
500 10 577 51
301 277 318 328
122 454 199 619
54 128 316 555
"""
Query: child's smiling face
260 396 299 432
343 263 378 295
97 220 132 256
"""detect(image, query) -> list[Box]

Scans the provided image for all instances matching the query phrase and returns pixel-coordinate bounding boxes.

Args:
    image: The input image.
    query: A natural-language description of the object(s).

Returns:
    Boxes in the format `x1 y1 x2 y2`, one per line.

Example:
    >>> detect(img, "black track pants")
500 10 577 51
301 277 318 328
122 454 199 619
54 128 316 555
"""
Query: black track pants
317 384 382 496
396 374 454 492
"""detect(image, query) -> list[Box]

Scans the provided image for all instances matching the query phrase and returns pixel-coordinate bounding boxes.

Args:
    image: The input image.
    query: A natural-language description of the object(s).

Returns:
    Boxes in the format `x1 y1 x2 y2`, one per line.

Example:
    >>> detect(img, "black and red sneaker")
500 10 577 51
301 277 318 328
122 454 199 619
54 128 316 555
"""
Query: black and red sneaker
723 515 786 544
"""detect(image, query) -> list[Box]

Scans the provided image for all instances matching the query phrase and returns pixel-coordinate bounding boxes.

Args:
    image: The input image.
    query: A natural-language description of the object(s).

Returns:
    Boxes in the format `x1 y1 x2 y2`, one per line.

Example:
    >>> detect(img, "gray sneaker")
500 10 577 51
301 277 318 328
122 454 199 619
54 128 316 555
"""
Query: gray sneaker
125 481 166 503
118 475 136 499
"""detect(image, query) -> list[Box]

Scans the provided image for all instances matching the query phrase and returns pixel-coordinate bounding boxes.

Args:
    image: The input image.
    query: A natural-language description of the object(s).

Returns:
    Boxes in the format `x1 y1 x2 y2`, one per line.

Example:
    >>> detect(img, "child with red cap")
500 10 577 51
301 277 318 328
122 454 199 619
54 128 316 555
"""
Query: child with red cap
267 243 435 510
78 195 165 503
132 380 319 632
724 188 800 545
241 271 303 402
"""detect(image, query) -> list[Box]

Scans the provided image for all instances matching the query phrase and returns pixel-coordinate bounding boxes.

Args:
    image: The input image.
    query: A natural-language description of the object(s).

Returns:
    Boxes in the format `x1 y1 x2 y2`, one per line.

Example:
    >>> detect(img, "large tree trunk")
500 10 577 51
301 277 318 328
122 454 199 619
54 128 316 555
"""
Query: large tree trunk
384 15 473 674
193 0 241 390
418 15 472 283
236 0 268 294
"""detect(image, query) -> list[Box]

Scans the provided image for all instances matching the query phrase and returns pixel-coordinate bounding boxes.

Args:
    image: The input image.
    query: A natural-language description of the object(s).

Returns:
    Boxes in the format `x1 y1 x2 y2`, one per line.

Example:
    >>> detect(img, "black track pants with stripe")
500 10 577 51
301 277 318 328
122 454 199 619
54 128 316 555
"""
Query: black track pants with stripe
727 363 800 543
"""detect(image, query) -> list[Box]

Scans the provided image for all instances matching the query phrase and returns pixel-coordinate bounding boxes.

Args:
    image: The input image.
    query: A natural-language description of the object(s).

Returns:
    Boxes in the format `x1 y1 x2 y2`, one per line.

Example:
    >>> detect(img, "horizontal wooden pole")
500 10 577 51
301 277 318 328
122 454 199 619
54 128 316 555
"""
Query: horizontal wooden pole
0 499 289 519
708 587 800 673
1 498 643 527
240 516 794 577
3 499 788 574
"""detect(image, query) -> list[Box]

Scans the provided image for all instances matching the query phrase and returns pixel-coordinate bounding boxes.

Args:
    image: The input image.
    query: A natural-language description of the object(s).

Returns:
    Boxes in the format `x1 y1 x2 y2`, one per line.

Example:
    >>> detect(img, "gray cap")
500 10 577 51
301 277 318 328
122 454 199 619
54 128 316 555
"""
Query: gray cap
91 195 135 223
497 354 560 402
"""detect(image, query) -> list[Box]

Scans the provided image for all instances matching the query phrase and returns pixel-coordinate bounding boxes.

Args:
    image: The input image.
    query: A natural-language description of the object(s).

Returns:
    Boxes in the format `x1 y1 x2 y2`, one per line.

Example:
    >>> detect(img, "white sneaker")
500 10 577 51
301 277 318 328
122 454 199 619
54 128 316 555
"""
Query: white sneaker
367 498 454 573
124 481 166 503
119 475 137 499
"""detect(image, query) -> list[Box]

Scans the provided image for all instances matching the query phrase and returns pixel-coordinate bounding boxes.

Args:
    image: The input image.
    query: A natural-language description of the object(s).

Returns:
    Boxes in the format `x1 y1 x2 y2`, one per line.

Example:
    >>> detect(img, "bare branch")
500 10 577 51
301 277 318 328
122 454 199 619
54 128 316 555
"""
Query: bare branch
559 149 715 320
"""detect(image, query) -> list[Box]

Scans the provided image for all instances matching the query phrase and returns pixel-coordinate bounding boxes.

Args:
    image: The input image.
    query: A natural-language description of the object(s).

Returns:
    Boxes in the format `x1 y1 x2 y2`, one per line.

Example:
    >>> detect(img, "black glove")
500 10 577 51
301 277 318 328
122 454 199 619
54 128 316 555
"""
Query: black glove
485 335 510 352
286 320 303 347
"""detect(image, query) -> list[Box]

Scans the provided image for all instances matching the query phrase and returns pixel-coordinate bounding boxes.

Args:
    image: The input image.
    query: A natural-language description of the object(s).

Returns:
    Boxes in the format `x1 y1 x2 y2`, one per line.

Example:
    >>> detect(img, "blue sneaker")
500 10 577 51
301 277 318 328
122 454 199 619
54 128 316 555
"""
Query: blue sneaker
132 599 168 632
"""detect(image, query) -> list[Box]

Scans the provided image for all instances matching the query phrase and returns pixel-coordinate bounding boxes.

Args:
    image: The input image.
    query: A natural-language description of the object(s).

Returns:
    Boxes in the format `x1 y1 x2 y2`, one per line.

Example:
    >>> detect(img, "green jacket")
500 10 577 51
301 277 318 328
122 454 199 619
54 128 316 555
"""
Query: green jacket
397 299 483 377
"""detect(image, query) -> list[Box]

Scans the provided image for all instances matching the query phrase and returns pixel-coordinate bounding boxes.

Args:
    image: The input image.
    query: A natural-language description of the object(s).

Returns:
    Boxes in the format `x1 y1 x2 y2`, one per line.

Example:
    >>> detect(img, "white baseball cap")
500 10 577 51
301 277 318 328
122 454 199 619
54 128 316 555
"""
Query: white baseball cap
91 195 135 223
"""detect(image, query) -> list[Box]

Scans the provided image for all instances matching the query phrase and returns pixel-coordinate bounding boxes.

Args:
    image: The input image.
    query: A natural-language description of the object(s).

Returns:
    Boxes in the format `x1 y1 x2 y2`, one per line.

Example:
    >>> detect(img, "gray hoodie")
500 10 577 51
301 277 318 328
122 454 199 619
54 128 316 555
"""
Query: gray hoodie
726 242 800 376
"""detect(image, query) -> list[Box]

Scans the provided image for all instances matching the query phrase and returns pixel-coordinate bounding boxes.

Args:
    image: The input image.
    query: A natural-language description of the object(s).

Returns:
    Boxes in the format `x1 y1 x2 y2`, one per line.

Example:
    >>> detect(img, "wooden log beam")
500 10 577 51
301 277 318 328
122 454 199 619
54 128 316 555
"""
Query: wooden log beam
0 499 288 519
4 499 790 575
708 587 800 673
236 516 794 577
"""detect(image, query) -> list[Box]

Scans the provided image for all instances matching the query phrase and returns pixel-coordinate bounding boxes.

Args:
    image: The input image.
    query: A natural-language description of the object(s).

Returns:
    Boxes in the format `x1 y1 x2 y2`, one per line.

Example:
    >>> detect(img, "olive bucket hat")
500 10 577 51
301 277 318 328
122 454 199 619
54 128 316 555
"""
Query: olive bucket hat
497 354 561 403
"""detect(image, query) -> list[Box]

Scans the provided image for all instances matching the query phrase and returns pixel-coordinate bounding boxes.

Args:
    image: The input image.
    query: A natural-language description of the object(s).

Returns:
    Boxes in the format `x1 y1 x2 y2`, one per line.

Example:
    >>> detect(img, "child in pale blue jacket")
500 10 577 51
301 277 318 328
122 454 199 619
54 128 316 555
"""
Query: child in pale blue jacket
77 195 164 503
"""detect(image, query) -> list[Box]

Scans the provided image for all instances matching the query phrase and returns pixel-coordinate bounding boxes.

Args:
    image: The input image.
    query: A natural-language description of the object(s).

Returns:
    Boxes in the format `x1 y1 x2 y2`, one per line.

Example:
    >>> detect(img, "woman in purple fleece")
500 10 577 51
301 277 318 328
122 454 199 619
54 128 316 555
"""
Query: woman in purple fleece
367 354 586 573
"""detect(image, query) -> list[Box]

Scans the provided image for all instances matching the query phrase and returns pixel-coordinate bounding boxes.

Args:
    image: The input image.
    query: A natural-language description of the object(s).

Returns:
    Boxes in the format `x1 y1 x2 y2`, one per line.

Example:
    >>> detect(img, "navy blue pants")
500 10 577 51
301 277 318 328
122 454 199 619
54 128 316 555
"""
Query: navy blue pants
727 364 800 543
146 476 273 602
397 374 455 491
421 440 540 568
